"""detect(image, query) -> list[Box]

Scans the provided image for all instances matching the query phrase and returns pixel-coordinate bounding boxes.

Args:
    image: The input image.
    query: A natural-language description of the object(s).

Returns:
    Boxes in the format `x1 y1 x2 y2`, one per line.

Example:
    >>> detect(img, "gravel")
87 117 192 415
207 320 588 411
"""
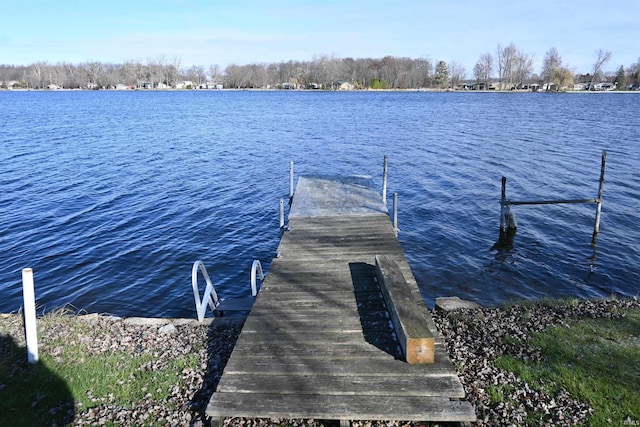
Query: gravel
432 297 639 426
1 297 638 426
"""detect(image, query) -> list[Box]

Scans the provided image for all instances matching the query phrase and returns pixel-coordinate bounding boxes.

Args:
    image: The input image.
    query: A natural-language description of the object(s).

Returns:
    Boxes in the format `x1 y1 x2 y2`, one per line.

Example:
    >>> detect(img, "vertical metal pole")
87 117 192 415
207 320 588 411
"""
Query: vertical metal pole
500 177 507 233
592 150 606 244
289 161 294 199
393 192 398 235
382 155 388 206
279 198 285 229
22 268 39 364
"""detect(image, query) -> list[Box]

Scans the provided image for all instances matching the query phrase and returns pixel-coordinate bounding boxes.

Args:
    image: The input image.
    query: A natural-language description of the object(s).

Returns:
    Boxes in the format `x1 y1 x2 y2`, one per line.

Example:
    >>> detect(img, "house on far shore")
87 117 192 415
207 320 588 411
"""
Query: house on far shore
197 82 223 89
338 81 354 91
47 84 62 90
115 83 128 90
1 80 19 89
176 81 194 89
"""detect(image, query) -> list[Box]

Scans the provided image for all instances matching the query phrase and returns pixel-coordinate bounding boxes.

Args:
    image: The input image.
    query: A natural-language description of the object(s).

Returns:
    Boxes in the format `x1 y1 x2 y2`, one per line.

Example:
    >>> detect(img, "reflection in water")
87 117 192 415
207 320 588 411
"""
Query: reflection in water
491 227 517 257
588 244 598 274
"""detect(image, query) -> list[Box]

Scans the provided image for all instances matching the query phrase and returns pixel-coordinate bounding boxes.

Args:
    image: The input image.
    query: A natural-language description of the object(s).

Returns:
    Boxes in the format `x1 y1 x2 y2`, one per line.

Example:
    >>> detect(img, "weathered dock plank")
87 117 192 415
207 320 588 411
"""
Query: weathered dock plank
207 175 475 423
211 394 475 422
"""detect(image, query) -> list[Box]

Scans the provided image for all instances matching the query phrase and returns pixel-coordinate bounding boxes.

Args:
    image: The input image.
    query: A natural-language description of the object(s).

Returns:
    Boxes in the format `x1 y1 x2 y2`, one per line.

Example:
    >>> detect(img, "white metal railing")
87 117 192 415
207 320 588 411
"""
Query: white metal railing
250 260 264 297
191 260 220 322
192 259 265 322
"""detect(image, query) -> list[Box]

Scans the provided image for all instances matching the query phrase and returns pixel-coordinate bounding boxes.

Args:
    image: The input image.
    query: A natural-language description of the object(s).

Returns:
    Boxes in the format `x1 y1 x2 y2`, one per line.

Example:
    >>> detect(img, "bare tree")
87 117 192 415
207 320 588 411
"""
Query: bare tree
84 60 103 88
541 48 574 90
542 47 562 87
134 62 149 88
513 52 534 88
154 55 169 86
62 62 81 88
412 57 432 88
146 56 166 88
186 65 206 86
496 43 517 89
170 56 182 88
224 64 246 88
208 64 222 84
448 60 466 89
495 43 534 90
29 61 47 88
473 52 493 88
119 60 137 87
590 49 612 88
49 62 67 88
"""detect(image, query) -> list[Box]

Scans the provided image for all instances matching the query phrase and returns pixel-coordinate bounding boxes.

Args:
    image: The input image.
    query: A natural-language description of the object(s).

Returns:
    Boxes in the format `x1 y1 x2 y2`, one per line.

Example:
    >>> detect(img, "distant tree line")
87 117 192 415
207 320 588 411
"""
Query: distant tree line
1 45 639 91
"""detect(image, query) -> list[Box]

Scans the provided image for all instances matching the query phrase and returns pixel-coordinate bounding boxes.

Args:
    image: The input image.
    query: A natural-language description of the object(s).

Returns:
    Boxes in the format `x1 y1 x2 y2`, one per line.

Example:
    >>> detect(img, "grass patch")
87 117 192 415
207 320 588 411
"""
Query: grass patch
1 312 207 426
495 308 640 426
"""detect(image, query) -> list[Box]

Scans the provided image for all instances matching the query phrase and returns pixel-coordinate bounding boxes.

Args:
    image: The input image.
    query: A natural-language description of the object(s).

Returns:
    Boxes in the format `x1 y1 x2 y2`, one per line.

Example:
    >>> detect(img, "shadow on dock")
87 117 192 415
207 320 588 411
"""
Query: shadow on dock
350 262 403 360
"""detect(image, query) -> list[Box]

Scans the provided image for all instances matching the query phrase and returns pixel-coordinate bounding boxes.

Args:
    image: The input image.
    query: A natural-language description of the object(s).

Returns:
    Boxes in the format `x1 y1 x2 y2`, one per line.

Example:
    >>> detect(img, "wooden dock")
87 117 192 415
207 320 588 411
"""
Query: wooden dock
207 175 475 423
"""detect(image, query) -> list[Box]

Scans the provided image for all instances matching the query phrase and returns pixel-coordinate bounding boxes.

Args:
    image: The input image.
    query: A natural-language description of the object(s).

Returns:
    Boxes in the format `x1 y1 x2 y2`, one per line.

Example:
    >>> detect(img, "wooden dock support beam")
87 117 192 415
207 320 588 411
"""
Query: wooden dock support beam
375 255 435 364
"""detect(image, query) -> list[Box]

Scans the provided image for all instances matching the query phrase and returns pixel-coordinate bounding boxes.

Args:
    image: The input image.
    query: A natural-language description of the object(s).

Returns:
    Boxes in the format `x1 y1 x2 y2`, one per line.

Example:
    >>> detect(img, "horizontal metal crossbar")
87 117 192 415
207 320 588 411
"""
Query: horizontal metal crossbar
506 198 599 206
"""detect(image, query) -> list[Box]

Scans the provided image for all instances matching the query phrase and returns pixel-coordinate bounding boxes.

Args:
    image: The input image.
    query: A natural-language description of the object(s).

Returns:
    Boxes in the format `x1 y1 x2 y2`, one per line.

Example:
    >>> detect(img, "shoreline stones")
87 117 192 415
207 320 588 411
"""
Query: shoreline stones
432 296 639 426
1 297 638 426
435 296 482 312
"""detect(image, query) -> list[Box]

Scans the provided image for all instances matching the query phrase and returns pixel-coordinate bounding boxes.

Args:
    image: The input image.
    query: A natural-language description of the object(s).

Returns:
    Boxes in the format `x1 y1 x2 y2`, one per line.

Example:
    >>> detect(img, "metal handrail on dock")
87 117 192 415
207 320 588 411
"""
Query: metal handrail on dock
191 260 219 322
191 259 265 322
250 260 264 297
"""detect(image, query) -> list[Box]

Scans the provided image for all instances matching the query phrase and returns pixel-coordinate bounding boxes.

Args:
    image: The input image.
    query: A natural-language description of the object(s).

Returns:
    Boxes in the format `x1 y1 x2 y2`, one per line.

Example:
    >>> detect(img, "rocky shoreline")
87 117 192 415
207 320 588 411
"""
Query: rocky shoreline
1 297 638 426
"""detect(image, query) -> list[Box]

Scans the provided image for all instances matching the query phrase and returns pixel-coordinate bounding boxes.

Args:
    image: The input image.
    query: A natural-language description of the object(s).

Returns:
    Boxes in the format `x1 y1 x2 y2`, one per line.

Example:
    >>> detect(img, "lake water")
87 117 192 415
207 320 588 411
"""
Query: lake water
1 90 638 318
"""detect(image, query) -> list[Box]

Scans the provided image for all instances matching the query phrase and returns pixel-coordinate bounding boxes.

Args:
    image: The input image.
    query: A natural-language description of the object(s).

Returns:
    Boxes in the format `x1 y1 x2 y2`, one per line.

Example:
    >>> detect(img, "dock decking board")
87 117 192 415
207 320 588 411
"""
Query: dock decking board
207 175 475 423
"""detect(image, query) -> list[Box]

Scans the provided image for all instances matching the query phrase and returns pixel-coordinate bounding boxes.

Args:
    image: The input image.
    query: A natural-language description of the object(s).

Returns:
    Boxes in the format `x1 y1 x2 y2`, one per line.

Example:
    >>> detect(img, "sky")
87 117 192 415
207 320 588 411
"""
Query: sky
1 0 638 75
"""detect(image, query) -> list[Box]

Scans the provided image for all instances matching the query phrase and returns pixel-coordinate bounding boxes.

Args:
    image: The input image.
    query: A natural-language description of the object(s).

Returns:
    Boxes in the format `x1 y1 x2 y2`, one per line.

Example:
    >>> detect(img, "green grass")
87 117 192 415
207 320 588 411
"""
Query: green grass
494 308 640 426
0 313 206 427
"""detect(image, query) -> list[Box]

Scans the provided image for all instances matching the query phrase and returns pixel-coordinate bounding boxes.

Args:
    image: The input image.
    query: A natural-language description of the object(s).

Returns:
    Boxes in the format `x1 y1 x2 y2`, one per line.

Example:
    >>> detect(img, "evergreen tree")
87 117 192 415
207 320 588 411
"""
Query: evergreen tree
615 65 626 90
434 60 449 89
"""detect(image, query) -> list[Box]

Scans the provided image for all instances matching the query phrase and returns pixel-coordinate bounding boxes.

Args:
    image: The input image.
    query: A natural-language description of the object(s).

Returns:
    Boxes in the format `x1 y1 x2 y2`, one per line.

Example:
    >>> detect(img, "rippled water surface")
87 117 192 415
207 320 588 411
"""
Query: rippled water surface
1 90 638 317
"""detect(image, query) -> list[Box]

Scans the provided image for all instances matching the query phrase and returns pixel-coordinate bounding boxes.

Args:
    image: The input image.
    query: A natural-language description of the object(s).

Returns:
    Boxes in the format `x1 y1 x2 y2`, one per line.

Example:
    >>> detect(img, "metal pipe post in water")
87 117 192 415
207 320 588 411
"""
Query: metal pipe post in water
393 192 399 235
382 155 388 206
500 176 506 233
592 150 607 245
279 198 285 229
289 161 294 200
498 177 517 244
